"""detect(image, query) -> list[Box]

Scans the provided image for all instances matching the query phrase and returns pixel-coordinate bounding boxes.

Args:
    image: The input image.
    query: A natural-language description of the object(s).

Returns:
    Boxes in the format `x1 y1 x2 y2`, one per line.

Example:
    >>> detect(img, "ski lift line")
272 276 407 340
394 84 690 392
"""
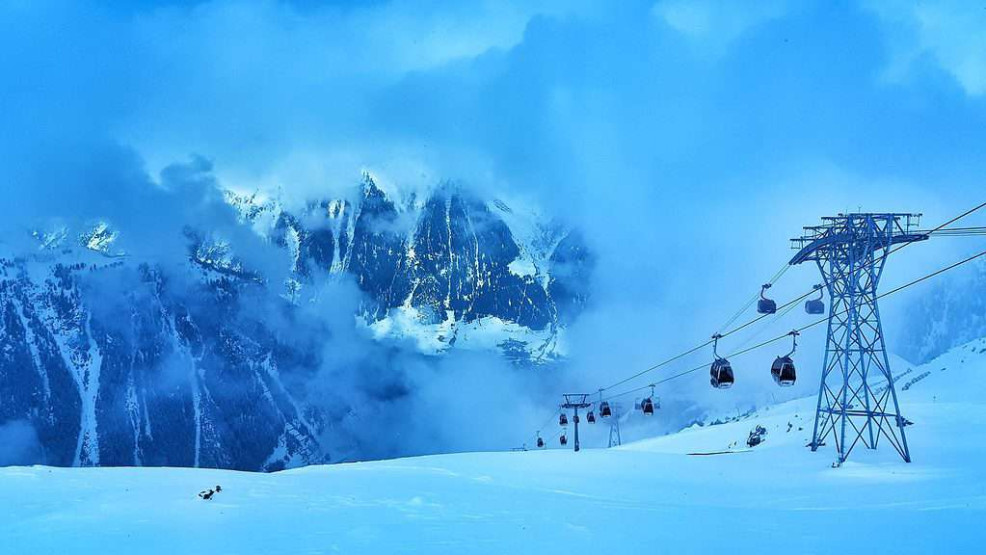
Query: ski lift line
596 247 986 404
704 247 986 381
714 203 986 348
717 288 816 339
530 202 986 444
924 227 986 237
724 247 986 371
524 414 565 452
598 339 713 393
596 201 986 397
715 262 791 336
875 247 986 301
733 292 802 352
524 411 565 450
928 232 986 237
924 226 986 233
599 328 818 402
716 262 791 333
716 291 760 334
925 201 986 233
599 275 810 392
600 328 809 402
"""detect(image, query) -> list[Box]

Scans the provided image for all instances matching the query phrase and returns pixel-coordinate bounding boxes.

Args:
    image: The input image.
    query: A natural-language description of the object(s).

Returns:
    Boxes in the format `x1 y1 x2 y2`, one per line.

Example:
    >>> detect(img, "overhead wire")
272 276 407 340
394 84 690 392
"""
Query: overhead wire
523 410 563 450
716 261 790 334
600 201 986 393
660 202 986 376
733 292 802 352
597 246 986 404
924 226 986 237
524 201 986 446
597 264 805 393
594 208 986 402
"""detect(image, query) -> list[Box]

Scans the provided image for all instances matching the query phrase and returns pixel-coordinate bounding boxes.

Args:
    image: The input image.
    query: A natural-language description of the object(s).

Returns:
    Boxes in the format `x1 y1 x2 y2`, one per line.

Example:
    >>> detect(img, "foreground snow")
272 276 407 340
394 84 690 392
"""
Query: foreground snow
2 341 985 554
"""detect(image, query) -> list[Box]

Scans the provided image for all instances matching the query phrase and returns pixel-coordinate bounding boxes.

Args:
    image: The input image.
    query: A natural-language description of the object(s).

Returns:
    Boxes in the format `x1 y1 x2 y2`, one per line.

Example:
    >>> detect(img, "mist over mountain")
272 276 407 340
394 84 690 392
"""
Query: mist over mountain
898 259 986 364
0 157 592 470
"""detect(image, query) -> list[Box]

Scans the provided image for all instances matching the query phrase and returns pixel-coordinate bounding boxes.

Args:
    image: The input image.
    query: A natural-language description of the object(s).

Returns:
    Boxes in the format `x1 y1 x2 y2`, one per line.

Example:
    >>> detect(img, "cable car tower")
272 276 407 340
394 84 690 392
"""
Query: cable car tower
790 213 927 464
560 394 592 452
606 401 624 448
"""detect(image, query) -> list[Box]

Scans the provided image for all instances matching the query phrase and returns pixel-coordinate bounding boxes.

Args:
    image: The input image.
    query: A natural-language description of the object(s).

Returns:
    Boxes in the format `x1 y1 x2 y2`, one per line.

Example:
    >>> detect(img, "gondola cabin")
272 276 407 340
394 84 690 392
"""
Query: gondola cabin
771 355 796 386
772 330 800 387
599 402 612 418
710 358 734 389
758 283 777 314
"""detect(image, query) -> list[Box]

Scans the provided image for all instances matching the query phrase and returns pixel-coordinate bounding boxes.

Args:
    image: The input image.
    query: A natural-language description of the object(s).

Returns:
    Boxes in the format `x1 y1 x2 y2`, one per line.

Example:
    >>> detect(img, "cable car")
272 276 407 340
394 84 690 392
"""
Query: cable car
573 414 580 424
771 330 798 387
711 359 734 389
560 433 568 446
757 283 777 314
559 413 568 426
710 333 735 389
599 401 612 418
641 385 657 414
536 433 544 448
587 410 596 423
805 284 825 315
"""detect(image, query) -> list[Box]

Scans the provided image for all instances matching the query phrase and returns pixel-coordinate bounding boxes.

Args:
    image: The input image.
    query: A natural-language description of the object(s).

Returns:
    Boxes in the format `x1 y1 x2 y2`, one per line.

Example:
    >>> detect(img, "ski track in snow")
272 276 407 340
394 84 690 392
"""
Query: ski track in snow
2 340 986 553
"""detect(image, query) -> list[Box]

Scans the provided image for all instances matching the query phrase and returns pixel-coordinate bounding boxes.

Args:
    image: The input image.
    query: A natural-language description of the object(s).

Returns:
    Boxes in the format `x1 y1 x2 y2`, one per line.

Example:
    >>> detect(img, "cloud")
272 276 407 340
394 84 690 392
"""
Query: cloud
652 0 791 56
0 420 43 466
116 0 595 178
866 0 986 96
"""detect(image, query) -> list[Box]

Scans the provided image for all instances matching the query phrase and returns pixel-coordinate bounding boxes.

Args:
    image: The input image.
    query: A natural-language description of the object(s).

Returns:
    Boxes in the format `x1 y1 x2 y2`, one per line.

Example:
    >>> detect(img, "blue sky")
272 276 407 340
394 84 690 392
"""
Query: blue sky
2 0 985 404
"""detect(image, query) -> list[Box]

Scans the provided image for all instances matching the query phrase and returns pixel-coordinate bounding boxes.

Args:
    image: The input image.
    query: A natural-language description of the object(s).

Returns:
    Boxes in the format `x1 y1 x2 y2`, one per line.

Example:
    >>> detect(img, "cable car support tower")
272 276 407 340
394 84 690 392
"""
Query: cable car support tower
790 213 927 464
561 394 592 452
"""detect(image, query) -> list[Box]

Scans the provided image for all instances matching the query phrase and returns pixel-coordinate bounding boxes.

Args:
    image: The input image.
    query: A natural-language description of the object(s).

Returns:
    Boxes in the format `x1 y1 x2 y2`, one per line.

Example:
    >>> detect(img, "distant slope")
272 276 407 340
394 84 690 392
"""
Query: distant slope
625 337 985 455
898 257 986 363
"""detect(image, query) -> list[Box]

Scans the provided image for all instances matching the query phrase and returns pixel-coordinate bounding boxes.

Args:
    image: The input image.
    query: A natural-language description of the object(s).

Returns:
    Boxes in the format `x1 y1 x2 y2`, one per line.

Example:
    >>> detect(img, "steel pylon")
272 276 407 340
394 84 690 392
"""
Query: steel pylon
608 403 622 448
790 213 927 464
560 394 591 452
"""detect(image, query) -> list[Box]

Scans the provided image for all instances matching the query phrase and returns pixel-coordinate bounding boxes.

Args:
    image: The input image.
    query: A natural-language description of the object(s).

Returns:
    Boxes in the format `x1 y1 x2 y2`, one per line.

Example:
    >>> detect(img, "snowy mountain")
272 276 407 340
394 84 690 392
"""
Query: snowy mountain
0 175 592 471
0 250 323 471
2 338 982 554
226 175 591 359
897 257 986 363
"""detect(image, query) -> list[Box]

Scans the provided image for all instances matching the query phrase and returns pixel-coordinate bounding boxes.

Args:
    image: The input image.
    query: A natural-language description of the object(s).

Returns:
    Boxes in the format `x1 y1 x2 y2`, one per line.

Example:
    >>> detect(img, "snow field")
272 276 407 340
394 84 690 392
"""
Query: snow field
1 340 985 554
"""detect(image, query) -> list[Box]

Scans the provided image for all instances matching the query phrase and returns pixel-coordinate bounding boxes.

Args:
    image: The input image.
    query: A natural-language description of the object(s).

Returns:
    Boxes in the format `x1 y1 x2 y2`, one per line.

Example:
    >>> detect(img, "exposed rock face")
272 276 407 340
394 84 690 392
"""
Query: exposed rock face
230 176 592 359
0 176 593 470
0 259 323 471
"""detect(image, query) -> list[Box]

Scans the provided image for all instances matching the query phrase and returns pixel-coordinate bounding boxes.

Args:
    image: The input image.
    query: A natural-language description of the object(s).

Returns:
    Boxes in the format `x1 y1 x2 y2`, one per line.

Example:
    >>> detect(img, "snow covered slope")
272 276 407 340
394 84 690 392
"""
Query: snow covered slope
1 340 983 553
0 246 325 471
898 257 986 364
